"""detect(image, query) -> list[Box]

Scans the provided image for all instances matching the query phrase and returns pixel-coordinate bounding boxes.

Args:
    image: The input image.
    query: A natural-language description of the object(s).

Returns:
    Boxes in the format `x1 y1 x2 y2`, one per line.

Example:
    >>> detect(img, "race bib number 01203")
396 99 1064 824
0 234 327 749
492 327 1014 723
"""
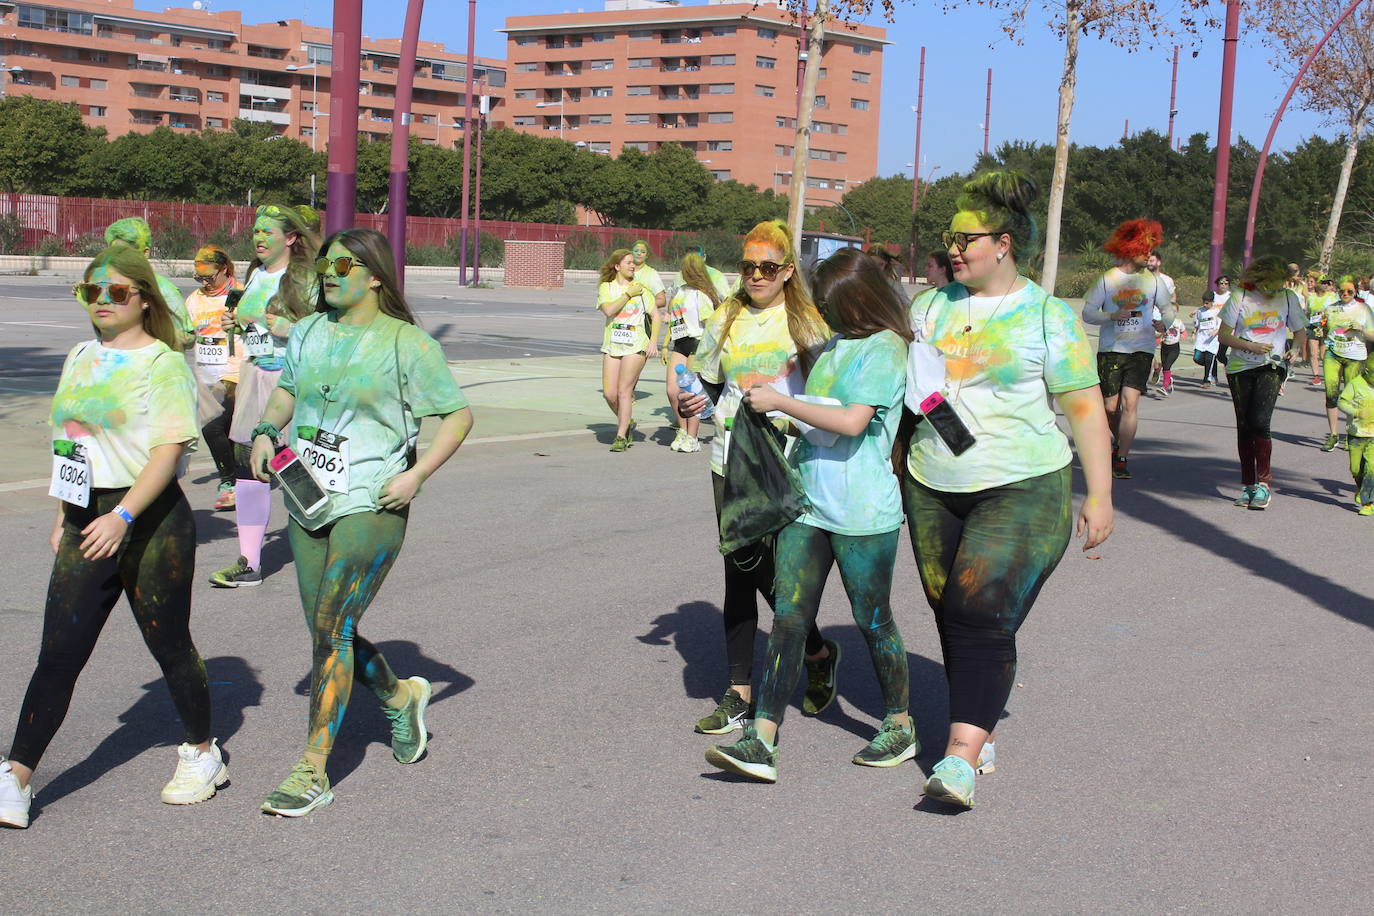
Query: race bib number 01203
295 426 350 494
49 440 91 507
196 337 228 366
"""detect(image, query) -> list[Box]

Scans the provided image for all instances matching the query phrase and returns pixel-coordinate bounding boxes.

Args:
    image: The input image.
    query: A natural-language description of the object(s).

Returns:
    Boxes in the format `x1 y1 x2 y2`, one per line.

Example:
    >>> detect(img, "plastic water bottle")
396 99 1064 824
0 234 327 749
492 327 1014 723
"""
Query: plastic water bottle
675 364 715 420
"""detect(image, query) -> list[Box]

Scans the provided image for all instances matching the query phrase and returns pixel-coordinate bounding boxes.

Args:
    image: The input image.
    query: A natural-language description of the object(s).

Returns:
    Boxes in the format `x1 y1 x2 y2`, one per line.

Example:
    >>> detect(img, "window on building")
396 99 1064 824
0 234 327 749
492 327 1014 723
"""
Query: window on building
587 113 613 125
515 62 538 73
90 50 107 63
205 117 223 128
852 70 870 83
775 144 792 156
589 141 611 153
514 89 536 100
711 26 736 37
776 116 796 129
625 113 650 124
62 47 79 60
593 32 614 42
624 141 649 151
61 75 79 87
710 169 731 180
707 54 735 66
170 86 198 102
818 68 828 78
515 35 539 46
89 106 106 117
707 140 732 152
854 44 873 55
629 29 654 40
546 37 565 49
756 56 776 69
814 95 827 108
206 65 226 77
626 85 651 96
133 29 155 43
758 27 778 39
708 83 733 94
628 58 653 69
513 115 535 126
590 59 614 70
90 78 107 91
208 38 231 51
707 111 733 123
591 86 613 97
850 97 869 110
18 6 94 36
755 84 775 97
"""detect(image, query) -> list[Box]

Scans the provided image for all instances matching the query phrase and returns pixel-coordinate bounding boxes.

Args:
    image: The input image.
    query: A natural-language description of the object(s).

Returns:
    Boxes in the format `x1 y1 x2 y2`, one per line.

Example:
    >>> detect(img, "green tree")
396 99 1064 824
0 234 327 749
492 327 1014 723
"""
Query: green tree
0 96 103 194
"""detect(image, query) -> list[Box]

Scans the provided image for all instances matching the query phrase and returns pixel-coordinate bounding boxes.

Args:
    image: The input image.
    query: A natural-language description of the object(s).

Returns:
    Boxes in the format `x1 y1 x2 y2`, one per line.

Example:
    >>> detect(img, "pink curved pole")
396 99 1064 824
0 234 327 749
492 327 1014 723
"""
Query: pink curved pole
388 0 425 293
326 0 363 235
1242 0 1366 266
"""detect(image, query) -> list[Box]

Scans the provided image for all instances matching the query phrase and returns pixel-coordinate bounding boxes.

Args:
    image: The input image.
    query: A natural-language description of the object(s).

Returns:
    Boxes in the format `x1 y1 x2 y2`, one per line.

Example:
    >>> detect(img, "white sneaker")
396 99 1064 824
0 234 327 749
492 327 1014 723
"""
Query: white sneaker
681 436 702 453
0 759 32 828
160 739 228 805
976 740 996 775
669 428 689 452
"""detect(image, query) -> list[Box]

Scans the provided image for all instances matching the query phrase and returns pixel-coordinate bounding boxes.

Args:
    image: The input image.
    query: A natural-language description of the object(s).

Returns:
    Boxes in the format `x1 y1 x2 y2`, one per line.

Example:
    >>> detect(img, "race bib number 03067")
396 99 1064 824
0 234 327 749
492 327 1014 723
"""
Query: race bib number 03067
295 426 350 494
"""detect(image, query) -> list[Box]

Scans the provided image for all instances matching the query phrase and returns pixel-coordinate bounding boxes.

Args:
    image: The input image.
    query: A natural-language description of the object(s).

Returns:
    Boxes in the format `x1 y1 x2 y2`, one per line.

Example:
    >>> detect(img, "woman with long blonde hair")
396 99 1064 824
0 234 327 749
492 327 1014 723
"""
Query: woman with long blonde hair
597 248 660 452
663 252 721 452
678 220 838 735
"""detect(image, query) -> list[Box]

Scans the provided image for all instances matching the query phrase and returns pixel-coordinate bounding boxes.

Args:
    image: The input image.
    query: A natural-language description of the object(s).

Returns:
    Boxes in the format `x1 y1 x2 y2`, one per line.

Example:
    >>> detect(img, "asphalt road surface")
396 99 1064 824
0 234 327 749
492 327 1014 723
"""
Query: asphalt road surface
2 277 1372 914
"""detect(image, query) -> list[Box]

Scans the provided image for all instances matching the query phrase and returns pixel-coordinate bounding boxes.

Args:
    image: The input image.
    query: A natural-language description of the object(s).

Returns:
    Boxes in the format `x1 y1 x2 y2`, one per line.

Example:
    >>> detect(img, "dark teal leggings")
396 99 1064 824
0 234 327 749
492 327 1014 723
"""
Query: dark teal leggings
754 522 908 728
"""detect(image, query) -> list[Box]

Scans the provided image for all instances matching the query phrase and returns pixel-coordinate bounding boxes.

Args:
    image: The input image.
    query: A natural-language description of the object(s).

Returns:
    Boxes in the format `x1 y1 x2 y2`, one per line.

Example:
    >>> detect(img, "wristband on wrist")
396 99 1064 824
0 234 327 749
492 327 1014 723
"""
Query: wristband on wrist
251 422 281 441
111 504 134 525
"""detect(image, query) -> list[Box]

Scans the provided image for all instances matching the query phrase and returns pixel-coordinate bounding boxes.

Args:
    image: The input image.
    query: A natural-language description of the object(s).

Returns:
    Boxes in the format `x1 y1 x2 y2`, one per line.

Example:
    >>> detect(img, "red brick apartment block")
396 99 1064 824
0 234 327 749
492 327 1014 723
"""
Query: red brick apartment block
504 240 566 288
502 0 888 194
1 0 505 146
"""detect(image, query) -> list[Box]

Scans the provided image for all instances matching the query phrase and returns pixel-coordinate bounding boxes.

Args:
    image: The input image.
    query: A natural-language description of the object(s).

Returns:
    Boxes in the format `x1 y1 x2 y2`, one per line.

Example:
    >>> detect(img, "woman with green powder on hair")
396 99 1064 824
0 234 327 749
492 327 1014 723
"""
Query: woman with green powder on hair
903 171 1114 808
209 204 321 588
103 217 193 347
249 228 472 817
0 246 224 829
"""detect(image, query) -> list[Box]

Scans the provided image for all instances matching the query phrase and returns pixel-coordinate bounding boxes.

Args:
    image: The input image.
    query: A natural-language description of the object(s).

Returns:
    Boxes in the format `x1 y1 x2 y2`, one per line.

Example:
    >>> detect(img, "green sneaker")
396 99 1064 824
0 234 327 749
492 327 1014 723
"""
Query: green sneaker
694 688 751 735
852 715 919 767
705 725 777 782
383 676 432 764
1359 503 1374 517
802 639 841 715
208 555 261 588
922 755 975 808
1322 433 1339 452
609 436 630 452
1248 482 1272 510
1233 485 1254 508
261 759 333 817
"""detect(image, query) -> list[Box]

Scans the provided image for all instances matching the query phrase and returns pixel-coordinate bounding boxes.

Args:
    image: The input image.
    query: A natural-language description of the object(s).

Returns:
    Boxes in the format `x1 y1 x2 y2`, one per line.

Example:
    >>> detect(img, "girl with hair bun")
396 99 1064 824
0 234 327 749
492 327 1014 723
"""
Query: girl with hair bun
677 220 838 738
904 171 1113 807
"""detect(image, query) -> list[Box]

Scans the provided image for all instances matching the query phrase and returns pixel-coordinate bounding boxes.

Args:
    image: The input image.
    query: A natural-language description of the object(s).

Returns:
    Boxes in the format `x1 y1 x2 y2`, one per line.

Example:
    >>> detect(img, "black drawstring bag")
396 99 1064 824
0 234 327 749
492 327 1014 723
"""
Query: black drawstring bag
718 405 809 555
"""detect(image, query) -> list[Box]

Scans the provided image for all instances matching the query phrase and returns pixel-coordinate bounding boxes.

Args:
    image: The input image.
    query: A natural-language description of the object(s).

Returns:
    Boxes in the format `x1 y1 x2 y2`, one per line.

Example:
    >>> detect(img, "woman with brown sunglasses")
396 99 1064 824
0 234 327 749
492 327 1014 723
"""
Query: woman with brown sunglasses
1 245 223 829
677 220 837 737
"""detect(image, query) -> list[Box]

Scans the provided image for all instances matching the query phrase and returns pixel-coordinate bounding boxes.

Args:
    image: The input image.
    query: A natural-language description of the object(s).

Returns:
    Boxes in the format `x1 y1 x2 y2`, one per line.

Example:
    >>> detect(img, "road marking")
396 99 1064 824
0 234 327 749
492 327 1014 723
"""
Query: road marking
0 321 79 329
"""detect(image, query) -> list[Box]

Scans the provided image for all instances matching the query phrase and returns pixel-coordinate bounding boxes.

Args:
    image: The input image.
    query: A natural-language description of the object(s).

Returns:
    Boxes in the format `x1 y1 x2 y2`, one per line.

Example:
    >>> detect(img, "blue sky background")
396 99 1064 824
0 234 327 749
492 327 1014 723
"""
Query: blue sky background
149 0 1332 182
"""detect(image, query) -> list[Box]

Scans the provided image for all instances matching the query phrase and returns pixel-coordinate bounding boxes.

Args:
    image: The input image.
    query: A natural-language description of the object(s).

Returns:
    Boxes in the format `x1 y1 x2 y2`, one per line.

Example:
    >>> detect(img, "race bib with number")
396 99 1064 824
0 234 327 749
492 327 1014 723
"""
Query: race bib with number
610 323 637 346
1330 332 1366 360
669 317 691 341
49 440 91 507
196 336 228 366
295 426 350 494
1115 315 1145 333
243 323 273 358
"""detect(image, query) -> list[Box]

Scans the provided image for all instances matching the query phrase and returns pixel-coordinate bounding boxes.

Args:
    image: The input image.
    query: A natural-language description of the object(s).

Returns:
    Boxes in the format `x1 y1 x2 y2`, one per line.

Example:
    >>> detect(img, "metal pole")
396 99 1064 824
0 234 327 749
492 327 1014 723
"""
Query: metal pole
472 85 485 283
795 5 809 119
1167 45 1179 146
1124 119 1129 140
458 0 477 286
388 0 425 294
326 0 363 235
908 46 925 282
1242 0 1365 265
1207 0 1240 286
983 68 991 156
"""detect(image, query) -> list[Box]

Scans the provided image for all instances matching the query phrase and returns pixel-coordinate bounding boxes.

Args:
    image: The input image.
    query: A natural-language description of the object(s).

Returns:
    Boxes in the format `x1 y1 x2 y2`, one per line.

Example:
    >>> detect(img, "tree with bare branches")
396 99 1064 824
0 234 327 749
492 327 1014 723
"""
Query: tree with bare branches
1256 0 1374 274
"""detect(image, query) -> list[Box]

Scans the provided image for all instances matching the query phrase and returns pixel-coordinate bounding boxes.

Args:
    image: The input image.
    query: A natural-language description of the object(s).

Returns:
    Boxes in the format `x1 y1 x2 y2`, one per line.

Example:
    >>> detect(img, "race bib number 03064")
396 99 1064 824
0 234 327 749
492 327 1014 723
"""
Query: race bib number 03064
49 440 91 507
295 426 350 494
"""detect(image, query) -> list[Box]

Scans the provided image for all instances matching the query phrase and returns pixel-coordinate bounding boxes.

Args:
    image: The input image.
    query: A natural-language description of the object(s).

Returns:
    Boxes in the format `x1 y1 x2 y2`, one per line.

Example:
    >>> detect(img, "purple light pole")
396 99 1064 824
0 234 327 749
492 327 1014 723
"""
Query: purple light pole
387 0 425 293
908 46 925 282
471 83 485 283
326 0 363 235
1242 0 1366 265
1207 0 1241 287
983 68 991 156
458 0 477 286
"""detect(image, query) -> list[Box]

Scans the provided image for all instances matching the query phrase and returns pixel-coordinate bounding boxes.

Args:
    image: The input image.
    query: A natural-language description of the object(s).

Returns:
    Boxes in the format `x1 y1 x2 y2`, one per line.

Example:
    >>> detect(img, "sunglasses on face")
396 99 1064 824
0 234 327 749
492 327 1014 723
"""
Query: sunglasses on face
315 256 368 277
194 271 221 284
738 259 788 281
941 231 996 253
74 282 136 304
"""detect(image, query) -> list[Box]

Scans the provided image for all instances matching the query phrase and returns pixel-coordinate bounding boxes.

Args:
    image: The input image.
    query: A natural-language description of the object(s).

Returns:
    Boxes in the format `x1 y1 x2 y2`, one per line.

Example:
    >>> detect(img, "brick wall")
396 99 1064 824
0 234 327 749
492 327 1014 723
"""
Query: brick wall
504 240 566 288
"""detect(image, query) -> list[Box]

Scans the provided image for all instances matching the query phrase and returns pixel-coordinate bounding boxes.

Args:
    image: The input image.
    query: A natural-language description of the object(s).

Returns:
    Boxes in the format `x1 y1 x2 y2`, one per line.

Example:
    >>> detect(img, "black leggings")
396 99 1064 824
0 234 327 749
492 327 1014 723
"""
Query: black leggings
711 473 823 685
1198 350 1220 383
201 381 236 487
1160 342 1180 371
1227 365 1284 486
901 467 1072 732
8 484 210 770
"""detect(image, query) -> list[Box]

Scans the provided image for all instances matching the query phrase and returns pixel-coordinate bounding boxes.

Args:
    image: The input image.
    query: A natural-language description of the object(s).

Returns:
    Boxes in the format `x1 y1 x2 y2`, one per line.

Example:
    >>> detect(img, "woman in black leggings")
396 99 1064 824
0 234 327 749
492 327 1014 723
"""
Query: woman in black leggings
0 246 222 830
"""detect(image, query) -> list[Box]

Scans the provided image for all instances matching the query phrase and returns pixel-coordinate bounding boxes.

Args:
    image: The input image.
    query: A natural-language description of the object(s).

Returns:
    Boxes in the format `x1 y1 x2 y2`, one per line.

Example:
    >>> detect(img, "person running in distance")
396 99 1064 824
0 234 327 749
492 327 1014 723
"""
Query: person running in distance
705 247 917 782
184 245 242 510
631 239 667 318
1193 294 1223 389
250 228 473 817
925 249 954 289
663 253 720 453
1337 356 1374 515
1082 219 1174 480
598 249 660 452
0 246 223 830
1216 256 1308 509
1306 276 1337 387
1316 277 1374 452
904 171 1113 807
677 220 838 737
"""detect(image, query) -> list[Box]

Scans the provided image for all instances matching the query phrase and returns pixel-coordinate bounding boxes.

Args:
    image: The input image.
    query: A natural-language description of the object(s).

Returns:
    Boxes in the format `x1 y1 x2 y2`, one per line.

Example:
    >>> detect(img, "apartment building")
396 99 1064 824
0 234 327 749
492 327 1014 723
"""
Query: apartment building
501 0 887 193
0 0 506 147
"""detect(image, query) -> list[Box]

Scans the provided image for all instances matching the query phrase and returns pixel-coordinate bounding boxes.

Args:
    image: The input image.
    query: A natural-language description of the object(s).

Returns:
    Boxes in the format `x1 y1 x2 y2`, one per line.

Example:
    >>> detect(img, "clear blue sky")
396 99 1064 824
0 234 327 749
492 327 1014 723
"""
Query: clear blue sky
149 0 1331 182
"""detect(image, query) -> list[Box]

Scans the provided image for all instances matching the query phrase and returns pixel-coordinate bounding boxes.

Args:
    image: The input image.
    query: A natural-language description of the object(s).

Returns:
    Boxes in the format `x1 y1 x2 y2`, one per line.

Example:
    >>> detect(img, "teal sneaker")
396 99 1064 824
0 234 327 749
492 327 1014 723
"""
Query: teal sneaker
923 755 976 808
1248 482 1272 510
694 688 751 735
852 715 919 767
802 639 841 715
705 725 777 782
383 676 432 764
1233 485 1254 508
261 759 333 817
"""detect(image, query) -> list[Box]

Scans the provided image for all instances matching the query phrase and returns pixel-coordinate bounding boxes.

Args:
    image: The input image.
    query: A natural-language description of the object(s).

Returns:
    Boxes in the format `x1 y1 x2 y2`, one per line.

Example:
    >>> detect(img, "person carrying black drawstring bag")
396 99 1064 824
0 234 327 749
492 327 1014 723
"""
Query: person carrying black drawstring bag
718 405 808 555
